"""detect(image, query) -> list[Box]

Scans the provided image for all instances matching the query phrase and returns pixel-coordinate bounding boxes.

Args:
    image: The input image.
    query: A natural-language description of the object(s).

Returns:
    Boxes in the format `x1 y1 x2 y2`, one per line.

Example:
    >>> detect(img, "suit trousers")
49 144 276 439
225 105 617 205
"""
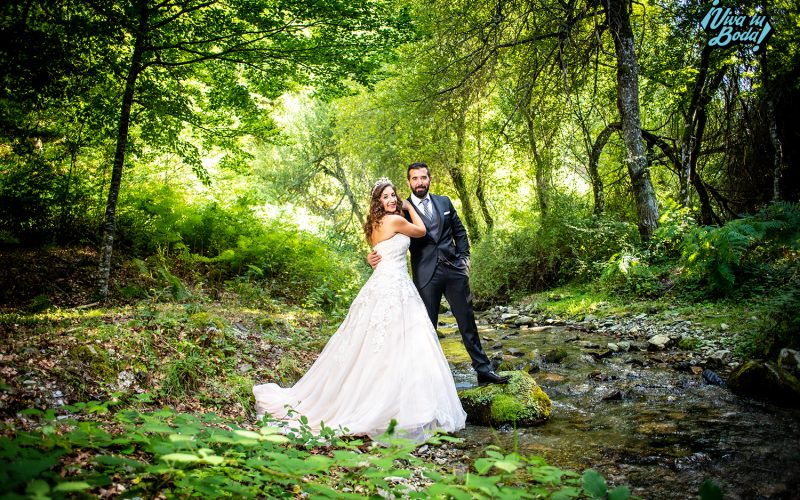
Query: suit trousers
417 263 492 374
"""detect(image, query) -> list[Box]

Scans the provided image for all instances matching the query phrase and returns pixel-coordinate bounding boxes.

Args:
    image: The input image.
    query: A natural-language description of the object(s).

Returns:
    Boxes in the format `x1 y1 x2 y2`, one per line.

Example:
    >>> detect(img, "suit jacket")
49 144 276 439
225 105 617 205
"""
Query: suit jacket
406 194 470 289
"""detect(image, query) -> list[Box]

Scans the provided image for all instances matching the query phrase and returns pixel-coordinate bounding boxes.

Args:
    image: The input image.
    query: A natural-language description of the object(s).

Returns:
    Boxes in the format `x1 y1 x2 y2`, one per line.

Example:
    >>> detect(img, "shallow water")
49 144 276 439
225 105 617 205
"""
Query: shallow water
441 321 800 499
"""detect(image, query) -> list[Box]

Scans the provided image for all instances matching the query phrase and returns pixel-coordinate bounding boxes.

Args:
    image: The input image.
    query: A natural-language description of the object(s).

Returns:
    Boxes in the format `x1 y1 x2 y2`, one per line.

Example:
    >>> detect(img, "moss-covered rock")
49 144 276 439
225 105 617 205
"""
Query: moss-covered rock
458 371 552 426
728 360 800 408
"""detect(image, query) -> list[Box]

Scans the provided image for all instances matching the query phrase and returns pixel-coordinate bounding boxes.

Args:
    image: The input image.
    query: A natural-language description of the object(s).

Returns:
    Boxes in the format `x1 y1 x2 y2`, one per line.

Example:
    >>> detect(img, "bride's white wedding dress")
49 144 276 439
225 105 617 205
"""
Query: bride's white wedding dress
253 233 466 441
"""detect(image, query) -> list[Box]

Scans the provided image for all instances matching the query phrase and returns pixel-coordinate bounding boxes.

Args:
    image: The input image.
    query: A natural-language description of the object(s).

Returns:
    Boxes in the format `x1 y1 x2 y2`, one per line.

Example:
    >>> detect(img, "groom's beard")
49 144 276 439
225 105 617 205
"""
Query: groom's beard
412 185 429 198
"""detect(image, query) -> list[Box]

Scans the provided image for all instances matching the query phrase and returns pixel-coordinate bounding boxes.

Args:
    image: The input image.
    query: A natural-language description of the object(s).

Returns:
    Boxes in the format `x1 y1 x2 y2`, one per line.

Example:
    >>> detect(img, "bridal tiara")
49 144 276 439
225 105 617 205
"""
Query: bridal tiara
371 177 393 194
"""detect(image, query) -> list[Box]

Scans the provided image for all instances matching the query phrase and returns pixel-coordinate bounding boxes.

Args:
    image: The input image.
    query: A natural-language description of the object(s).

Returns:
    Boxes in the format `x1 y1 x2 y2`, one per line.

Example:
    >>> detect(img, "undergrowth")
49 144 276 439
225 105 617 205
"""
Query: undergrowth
0 402 633 499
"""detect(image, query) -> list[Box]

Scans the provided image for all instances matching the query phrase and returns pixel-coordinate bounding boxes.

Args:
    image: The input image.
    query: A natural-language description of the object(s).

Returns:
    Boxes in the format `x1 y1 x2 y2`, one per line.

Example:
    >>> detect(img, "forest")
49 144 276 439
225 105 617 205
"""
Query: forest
1 0 798 498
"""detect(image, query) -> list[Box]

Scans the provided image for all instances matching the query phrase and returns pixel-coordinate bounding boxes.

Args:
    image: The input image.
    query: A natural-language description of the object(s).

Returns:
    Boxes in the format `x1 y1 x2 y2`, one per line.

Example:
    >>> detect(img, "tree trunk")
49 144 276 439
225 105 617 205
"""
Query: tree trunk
322 155 363 223
475 165 494 233
98 2 148 297
679 45 726 222
766 96 784 201
523 107 551 217
450 105 481 242
474 106 494 232
588 123 621 215
605 0 659 241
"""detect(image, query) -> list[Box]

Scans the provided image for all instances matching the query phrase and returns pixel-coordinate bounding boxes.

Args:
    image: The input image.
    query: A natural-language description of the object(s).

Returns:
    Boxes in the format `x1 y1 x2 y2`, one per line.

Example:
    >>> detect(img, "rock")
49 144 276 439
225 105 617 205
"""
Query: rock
116 371 135 392
501 313 519 322
708 349 732 365
543 348 568 364
588 350 613 360
648 334 672 350
602 390 623 401
617 341 632 352
607 343 619 352
459 371 551 427
577 341 600 349
728 360 800 407
514 316 534 327
778 349 800 377
720 323 730 331
583 314 598 323
506 348 524 357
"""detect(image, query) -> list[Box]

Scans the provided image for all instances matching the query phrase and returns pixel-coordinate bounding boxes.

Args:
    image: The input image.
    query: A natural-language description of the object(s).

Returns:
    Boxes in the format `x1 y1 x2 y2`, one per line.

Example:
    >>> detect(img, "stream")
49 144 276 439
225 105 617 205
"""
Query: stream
439 317 800 499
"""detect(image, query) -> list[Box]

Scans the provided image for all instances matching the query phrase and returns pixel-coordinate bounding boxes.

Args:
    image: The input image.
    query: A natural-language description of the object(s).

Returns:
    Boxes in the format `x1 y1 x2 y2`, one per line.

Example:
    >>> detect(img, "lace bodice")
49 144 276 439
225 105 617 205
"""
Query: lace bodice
372 233 411 275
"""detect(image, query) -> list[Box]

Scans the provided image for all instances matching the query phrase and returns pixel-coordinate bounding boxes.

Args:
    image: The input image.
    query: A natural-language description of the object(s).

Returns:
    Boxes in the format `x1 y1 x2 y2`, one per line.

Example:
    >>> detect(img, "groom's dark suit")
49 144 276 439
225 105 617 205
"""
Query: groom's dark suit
406 194 493 375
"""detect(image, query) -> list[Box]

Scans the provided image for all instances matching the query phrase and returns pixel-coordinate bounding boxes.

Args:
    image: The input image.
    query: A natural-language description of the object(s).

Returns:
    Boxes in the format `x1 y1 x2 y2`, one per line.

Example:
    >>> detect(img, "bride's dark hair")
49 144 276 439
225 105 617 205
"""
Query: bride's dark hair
364 179 402 243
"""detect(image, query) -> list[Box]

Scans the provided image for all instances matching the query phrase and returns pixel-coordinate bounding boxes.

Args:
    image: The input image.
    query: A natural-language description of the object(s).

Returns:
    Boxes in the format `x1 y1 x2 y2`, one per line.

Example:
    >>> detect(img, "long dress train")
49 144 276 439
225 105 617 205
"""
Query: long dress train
252 233 466 441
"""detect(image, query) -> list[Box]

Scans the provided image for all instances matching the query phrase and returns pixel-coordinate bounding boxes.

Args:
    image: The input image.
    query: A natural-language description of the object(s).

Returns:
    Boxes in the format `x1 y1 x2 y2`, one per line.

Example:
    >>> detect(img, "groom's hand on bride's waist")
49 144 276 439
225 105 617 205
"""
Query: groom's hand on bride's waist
367 250 381 269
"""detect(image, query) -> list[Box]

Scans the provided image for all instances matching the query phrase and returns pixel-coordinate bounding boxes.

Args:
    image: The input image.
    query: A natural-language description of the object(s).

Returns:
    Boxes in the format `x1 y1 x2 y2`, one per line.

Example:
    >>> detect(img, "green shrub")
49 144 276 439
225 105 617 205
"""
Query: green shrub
0 406 632 499
114 185 361 311
598 251 662 297
471 210 638 303
736 287 800 358
679 202 800 297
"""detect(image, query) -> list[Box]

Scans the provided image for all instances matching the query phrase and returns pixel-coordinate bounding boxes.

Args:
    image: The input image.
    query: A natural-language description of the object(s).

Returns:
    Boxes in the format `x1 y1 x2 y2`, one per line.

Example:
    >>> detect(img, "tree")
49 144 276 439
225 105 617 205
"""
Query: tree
604 0 659 240
54 0 410 296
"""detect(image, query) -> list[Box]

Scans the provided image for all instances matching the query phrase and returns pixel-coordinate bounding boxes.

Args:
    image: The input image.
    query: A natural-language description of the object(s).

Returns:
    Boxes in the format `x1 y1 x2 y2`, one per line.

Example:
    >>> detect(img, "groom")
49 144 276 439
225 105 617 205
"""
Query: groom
369 162 508 386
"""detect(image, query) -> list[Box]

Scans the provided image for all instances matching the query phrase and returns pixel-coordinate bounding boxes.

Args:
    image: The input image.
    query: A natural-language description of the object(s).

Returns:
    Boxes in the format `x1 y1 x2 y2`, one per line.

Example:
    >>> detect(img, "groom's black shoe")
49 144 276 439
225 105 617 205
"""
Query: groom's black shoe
477 370 509 385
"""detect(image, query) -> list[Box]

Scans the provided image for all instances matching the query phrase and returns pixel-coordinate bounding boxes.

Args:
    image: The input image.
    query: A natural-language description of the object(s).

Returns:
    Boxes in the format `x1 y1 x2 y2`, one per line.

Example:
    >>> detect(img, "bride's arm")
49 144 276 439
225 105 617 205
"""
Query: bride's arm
385 205 426 238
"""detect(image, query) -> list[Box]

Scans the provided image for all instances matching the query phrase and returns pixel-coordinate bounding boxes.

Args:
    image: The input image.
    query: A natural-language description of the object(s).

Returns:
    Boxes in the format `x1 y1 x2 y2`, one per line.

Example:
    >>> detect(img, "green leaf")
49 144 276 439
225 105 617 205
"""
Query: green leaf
551 486 581 500
25 479 50 496
492 459 520 473
233 429 262 440
427 483 473 500
609 485 631 500
582 469 608 498
53 481 92 492
200 455 225 465
699 479 724 500
160 452 199 464
263 434 290 444
168 433 195 443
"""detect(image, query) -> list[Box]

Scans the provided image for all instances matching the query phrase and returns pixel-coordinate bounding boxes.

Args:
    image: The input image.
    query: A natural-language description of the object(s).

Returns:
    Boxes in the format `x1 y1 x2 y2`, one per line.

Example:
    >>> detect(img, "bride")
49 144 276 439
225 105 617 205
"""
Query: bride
253 178 467 441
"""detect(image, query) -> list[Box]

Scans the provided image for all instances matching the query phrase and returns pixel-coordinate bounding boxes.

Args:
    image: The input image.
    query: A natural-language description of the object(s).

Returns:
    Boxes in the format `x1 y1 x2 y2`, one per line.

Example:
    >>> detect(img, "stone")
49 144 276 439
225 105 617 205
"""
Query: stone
514 315 534 327
607 343 619 352
778 348 800 377
647 334 672 350
543 348 568 364
728 360 800 408
459 371 552 427
617 341 632 352
501 313 519 321
709 349 732 365
507 348 525 357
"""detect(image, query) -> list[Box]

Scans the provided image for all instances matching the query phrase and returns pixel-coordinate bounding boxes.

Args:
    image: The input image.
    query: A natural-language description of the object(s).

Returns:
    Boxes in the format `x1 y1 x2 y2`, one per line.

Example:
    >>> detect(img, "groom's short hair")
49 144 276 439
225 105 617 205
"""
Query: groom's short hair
407 162 430 178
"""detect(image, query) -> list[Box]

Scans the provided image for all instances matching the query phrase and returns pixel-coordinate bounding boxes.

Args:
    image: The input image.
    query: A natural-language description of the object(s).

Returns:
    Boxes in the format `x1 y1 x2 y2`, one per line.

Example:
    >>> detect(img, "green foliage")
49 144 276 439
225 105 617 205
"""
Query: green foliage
0 407 628 499
679 202 800 297
698 479 724 500
598 252 662 298
679 220 759 296
735 287 800 359
650 200 696 260
114 185 362 311
471 209 638 303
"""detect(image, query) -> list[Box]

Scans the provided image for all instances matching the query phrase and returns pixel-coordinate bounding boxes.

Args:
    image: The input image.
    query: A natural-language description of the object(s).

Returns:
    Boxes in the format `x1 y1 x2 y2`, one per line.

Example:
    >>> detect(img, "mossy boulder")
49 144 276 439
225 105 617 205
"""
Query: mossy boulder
728 360 800 408
458 371 552 427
